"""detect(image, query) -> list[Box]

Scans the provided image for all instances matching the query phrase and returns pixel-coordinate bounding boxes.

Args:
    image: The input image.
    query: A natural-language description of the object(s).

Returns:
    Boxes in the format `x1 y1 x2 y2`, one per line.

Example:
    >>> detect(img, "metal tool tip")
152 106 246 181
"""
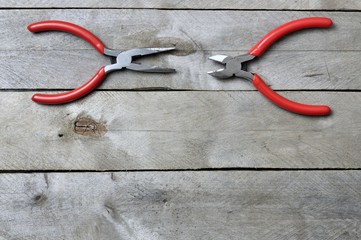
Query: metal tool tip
207 71 217 76
207 68 231 78
208 55 230 63
155 47 176 52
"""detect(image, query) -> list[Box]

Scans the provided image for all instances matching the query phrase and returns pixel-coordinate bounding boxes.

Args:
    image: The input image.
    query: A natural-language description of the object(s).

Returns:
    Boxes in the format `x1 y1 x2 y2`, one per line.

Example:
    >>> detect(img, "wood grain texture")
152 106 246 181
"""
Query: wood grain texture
0 0 360 10
0 171 360 239
0 91 360 170
0 2 360 239
3 10 359 51
1 10 360 90
1 50 359 90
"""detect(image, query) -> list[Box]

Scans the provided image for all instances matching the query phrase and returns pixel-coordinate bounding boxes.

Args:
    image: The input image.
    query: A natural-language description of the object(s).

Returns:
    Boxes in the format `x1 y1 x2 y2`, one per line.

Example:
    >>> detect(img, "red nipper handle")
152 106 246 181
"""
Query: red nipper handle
252 74 331 116
28 20 105 54
248 17 332 57
32 67 106 104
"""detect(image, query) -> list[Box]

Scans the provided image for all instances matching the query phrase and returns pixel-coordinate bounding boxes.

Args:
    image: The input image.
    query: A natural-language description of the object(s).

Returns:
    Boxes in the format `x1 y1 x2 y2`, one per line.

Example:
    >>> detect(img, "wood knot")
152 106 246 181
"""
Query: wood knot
74 117 107 137
33 194 47 206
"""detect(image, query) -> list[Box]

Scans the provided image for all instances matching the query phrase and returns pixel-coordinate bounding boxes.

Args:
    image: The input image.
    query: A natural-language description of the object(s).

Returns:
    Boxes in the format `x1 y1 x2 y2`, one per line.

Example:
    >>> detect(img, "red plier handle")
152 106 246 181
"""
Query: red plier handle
32 67 106 104
250 17 332 115
252 74 331 115
249 17 333 57
28 21 107 104
28 20 105 54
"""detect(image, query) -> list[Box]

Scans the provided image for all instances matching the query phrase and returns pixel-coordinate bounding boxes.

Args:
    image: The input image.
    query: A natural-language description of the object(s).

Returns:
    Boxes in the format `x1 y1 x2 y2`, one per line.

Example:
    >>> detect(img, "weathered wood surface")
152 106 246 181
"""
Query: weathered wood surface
2 50 359 90
0 0 360 10
1 91 360 170
3 10 358 51
0 1 360 240
0 10 359 90
0 171 360 239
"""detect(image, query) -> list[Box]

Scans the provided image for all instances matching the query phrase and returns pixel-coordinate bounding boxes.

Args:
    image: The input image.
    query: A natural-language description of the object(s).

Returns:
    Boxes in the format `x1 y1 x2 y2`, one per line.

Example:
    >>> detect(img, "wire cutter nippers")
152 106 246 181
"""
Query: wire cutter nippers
28 20 176 104
208 17 332 116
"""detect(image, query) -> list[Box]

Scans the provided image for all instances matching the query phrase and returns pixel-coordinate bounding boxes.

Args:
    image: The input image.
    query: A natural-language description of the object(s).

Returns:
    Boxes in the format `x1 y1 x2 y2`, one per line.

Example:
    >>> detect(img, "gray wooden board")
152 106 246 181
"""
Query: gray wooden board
2 50 359 90
2 10 359 51
1 91 360 170
1 10 360 90
0 2 360 240
0 0 360 10
0 171 360 239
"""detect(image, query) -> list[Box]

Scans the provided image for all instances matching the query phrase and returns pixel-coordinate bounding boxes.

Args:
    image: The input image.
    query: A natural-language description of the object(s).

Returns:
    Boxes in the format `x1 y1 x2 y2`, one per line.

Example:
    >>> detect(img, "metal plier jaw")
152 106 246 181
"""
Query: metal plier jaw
208 54 255 80
28 20 176 104
208 17 333 116
103 47 176 73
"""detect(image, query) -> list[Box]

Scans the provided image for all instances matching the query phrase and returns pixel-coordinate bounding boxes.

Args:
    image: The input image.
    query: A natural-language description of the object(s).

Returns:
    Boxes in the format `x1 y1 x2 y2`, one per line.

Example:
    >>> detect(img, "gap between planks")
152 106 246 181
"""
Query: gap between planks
0 168 361 174
1 7 361 12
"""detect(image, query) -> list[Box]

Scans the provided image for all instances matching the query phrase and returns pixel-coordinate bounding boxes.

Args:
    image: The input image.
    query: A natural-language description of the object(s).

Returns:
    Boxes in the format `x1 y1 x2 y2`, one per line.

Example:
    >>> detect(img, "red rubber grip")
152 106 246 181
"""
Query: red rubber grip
248 17 332 57
252 74 331 116
32 67 106 104
28 20 105 54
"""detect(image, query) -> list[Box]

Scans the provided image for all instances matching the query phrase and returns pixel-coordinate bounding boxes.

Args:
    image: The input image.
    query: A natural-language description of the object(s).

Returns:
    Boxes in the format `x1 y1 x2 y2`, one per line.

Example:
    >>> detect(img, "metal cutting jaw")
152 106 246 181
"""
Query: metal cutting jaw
207 54 255 80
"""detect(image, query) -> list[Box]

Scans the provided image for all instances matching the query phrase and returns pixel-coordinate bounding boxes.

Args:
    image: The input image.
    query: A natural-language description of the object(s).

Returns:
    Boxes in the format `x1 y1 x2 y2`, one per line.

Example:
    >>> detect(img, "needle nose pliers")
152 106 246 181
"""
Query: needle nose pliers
28 20 176 104
208 17 332 116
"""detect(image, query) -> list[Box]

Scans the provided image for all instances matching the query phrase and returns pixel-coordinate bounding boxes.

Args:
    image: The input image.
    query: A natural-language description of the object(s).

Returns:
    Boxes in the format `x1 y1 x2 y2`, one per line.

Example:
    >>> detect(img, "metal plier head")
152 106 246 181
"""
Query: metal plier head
104 47 176 73
207 54 255 80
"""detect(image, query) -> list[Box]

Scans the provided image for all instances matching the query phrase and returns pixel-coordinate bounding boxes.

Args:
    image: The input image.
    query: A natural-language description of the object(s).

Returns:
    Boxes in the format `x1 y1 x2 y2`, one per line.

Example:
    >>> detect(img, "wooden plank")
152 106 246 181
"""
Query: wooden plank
0 171 360 239
0 91 360 170
1 10 360 90
2 50 359 90
0 0 360 10
2 10 360 52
